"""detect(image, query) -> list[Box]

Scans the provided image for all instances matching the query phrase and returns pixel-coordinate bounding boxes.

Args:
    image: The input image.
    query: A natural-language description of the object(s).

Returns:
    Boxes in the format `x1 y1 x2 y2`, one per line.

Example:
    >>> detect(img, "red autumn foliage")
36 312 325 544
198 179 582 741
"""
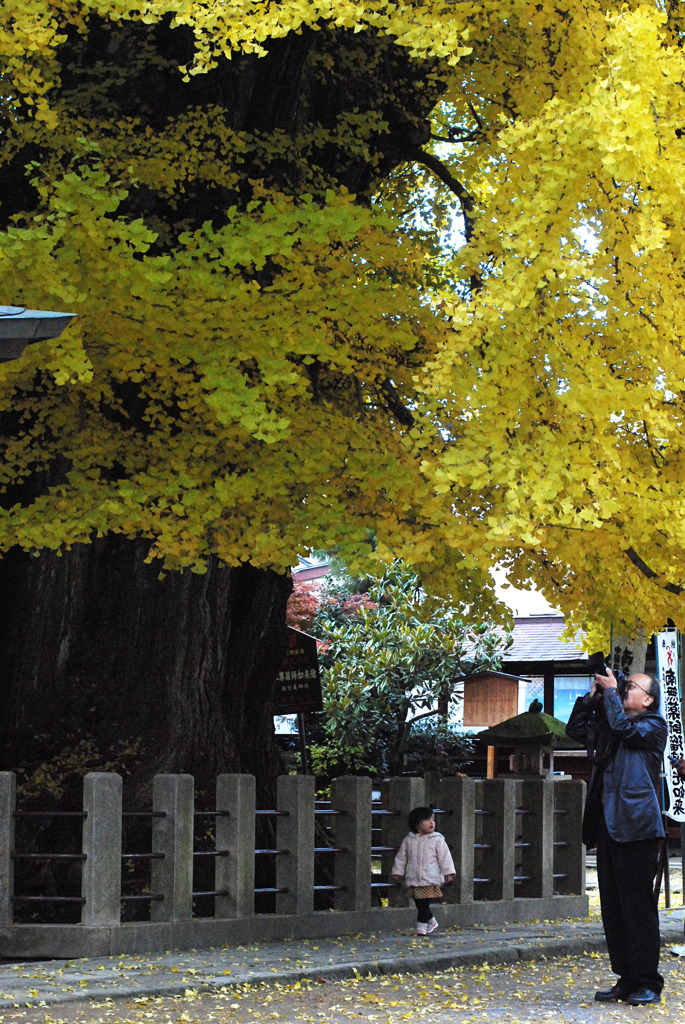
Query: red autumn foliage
341 594 377 617
286 581 376 633
285 580 322 631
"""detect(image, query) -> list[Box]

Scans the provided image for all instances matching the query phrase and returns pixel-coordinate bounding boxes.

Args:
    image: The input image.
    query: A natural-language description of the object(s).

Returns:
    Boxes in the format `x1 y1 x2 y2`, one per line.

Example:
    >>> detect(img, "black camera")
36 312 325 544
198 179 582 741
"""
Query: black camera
586 651 627 696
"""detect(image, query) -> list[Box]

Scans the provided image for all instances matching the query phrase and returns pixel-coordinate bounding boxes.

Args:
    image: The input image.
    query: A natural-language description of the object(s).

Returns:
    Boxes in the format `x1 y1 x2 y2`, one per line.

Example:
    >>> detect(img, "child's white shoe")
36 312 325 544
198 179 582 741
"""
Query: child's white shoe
426 916 439 934
415 922 428 936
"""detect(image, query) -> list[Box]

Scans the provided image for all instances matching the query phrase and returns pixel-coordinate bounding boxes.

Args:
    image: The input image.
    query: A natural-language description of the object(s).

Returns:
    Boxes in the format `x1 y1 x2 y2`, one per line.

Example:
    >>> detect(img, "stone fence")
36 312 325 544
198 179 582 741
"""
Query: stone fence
0 771 586 958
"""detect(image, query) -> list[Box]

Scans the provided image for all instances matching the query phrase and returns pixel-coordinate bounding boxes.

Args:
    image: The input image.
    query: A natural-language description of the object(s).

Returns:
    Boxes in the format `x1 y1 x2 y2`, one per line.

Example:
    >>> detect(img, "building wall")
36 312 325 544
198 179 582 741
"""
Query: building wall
463 675 518 727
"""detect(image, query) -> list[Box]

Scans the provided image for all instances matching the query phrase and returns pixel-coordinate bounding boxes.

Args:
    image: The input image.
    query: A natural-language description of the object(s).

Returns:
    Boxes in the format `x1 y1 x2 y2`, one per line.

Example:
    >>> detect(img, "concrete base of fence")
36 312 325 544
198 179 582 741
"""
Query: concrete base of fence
0 895 588 959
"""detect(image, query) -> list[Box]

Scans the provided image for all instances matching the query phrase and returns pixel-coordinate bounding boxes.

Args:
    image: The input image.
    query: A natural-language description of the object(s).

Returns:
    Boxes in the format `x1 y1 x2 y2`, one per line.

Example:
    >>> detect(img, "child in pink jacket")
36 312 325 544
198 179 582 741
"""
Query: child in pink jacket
391 806 455 935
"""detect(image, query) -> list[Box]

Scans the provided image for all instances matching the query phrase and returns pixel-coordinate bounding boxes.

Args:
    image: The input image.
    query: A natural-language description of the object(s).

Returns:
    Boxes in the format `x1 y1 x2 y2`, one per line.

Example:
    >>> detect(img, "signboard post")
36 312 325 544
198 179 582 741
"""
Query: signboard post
273 628 323 774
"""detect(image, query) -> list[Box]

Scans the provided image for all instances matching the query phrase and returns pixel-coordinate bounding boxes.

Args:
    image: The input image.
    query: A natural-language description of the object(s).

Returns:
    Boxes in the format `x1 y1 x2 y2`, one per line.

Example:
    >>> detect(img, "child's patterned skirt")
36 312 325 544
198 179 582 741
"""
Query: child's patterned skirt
408 884 443 899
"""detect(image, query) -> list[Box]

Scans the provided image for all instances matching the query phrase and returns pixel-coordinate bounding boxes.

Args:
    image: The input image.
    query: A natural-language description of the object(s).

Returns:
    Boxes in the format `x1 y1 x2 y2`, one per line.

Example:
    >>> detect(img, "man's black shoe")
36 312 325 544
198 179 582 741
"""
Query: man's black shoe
594 983 632 1002
625 987 661 1006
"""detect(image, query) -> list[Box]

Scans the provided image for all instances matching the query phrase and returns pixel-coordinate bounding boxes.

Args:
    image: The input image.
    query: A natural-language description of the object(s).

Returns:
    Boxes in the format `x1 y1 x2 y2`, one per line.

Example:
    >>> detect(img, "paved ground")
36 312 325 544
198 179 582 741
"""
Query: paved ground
0 860 683 1022
2 949 685 1023
0 906 684 1019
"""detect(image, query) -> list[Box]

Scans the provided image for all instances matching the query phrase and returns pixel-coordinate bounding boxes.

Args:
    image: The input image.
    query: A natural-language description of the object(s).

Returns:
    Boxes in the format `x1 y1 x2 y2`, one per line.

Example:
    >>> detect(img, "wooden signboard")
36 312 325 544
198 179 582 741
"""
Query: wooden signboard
273 627 323 714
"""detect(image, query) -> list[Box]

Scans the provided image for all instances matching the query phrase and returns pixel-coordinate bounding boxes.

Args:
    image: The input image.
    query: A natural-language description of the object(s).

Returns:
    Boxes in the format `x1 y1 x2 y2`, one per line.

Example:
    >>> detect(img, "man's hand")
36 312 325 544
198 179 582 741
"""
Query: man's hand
594 667 618 692
444 874 454 884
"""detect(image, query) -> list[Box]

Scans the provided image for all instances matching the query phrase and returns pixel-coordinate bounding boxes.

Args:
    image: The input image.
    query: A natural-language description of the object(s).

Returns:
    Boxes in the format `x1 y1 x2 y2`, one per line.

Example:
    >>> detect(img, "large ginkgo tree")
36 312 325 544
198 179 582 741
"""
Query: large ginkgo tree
1 1 684 795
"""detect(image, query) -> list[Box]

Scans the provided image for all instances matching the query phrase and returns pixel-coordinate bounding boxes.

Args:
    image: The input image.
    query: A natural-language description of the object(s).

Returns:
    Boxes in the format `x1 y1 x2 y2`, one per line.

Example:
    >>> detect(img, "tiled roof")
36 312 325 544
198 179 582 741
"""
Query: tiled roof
294 555 329 572
503 615 587 663
292 555 330 581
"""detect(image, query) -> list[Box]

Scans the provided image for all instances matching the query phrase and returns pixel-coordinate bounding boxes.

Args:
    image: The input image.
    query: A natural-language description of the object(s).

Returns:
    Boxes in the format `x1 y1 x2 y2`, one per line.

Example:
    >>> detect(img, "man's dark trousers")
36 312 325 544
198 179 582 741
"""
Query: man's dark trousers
596 817 663 994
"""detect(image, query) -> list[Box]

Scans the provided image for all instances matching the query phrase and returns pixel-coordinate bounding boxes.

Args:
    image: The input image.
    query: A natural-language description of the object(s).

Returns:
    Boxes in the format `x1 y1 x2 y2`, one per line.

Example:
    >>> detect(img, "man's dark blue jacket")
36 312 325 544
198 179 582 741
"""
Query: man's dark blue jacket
566 688 667 847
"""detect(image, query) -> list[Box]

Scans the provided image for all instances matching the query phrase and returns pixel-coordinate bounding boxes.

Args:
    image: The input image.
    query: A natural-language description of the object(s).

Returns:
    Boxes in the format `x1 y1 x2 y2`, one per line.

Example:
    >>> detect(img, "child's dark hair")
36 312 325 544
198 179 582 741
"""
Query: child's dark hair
408 806 435 833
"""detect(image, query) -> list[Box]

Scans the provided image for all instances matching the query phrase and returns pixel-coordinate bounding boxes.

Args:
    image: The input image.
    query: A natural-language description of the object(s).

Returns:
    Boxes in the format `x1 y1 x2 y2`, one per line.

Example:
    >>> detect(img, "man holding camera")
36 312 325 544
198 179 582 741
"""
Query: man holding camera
566 667 667 1006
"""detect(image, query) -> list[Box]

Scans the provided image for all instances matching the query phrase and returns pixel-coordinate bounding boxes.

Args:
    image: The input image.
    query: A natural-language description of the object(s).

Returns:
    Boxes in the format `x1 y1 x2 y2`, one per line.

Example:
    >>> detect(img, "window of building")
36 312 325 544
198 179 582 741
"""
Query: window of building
518 677 543 714
554 674 591 722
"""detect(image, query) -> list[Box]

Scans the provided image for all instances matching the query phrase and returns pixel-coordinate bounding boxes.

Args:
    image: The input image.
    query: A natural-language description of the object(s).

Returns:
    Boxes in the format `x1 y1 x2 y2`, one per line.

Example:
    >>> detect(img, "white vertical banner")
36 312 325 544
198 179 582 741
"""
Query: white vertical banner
656 629 685 822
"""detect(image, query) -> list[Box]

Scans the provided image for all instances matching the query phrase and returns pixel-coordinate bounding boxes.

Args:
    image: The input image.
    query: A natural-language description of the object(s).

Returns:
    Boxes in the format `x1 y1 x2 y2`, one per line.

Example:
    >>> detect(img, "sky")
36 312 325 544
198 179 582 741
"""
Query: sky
491 568 559 618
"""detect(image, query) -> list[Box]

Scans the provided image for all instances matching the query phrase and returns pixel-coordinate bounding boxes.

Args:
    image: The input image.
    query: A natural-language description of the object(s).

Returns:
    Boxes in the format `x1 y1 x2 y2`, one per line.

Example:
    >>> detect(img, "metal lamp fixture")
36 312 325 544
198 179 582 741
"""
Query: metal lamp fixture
0 305 77 362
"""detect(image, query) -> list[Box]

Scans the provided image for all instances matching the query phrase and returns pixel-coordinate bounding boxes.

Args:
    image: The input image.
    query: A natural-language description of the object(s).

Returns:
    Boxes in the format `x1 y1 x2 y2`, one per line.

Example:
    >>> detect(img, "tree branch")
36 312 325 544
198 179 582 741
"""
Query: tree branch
409 146 483 292
409 147 475 237
405 707 445 727
380 378 414 428
396 706 442 762
624 547 684 595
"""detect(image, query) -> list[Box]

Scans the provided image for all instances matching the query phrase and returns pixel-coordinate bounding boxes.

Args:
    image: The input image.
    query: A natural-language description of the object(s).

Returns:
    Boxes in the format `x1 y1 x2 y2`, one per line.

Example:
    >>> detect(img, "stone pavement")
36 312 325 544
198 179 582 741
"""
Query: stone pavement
0 906 684 1011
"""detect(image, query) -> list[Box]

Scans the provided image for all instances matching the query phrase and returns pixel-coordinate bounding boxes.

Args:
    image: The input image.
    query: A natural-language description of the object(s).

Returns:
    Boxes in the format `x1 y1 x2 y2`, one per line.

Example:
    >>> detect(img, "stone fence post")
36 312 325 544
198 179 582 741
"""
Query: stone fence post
552 779 586 895
0 773 16 926
437 776 475 905
331 776 372 912
276 775 315 915
151 774 194 922
81 773 122 926
214 774 255 918
515 778 555 899
474 778 516 902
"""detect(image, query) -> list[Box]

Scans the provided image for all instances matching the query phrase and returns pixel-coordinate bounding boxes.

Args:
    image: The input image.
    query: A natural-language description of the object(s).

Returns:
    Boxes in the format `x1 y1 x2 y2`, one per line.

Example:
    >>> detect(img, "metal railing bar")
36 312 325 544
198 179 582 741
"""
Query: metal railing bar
11 895 86 904
13 811 87 819
121 894 165 902
122 811 166 819
11 853 87 861
122 852 165 860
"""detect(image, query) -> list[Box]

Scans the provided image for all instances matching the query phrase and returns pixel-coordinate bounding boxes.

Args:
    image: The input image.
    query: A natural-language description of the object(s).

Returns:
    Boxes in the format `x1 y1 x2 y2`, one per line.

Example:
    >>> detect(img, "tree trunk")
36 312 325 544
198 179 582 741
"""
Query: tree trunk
0 539 291 803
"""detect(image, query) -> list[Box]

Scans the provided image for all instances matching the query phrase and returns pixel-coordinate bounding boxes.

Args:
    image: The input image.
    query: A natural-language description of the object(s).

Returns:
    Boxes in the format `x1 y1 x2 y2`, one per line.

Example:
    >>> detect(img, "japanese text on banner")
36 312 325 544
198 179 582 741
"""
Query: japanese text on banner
656 629 685 822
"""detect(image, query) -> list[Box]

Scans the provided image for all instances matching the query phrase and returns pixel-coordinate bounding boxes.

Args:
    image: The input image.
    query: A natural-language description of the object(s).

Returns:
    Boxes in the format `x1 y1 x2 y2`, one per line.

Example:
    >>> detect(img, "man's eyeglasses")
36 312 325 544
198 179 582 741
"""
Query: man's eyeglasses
625 681 650 696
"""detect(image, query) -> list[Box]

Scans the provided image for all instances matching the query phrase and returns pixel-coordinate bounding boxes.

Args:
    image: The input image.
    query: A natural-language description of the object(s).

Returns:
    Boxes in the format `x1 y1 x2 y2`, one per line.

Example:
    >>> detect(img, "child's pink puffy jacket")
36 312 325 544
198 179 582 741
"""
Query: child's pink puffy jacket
391 831 455 887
